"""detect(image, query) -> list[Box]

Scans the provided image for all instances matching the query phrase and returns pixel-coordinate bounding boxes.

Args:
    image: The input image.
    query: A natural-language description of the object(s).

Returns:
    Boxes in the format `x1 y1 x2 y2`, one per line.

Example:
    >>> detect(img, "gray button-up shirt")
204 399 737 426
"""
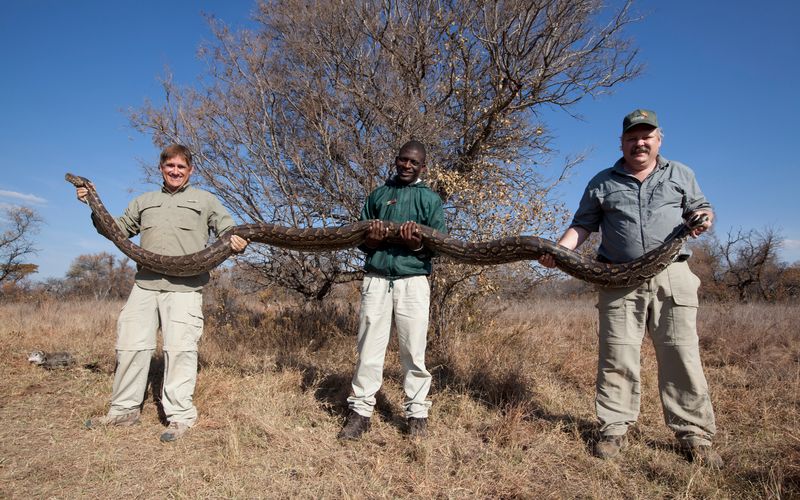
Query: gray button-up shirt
571 155 712 264
95 184 235 292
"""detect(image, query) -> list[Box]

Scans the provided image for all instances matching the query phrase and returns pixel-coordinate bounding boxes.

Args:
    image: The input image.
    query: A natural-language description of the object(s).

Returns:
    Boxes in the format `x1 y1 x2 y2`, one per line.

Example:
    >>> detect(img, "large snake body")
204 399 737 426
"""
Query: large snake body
66 173 704 288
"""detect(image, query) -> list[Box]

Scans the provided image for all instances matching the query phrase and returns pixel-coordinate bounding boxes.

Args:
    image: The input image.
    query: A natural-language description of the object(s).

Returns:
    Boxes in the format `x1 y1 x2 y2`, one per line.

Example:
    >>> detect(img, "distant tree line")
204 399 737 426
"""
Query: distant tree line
1 252 134 302
690 228 799 303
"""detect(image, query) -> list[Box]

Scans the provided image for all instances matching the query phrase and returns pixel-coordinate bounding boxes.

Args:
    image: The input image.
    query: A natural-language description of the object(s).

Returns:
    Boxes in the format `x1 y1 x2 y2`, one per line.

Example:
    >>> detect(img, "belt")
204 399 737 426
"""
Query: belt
596 254 689 264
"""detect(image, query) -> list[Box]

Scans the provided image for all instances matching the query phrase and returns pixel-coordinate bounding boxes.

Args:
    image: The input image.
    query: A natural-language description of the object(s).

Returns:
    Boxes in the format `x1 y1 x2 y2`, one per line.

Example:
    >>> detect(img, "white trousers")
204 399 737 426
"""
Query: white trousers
108 285 204 425
347 275 432 418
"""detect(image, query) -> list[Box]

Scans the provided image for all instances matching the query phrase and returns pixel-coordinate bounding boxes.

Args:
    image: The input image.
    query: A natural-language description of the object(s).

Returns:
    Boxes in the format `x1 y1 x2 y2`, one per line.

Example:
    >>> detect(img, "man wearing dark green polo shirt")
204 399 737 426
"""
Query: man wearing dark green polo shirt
77 144 248 442
540 110 722 468
337 140 446 441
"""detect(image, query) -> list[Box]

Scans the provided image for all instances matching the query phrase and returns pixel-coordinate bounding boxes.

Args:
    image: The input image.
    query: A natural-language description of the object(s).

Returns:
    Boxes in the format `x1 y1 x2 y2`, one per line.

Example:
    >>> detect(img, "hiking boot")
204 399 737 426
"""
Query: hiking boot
407 417 428 438
85 410 141 429
594 433 628 459
337 412 370 441
160 421 191 442
682 444 724 469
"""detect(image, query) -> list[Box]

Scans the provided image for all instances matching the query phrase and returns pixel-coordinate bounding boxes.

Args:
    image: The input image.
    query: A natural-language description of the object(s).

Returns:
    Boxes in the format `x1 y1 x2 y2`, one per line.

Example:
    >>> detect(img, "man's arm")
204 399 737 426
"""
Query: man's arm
681 166 714 238
538 226 591 268
403 193 446 255
207 194 248 253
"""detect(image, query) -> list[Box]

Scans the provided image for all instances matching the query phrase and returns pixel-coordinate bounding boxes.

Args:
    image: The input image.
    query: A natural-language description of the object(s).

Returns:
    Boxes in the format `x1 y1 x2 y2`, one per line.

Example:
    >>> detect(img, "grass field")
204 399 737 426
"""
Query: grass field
1 293 797 498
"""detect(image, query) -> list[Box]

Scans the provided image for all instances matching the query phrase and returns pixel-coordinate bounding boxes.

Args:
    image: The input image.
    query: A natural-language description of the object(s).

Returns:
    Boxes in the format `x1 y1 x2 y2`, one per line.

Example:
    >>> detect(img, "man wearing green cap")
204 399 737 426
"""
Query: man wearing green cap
540 109 722 468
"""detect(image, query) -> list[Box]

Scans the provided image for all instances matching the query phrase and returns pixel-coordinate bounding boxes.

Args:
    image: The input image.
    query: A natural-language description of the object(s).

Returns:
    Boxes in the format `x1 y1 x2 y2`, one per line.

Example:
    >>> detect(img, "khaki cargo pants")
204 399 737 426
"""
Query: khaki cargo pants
107 285 204 426
596 261 716 446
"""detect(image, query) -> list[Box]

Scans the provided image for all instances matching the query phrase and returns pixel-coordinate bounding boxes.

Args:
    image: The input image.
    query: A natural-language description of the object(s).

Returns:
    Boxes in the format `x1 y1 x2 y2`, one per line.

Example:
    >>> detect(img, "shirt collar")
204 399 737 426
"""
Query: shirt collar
612 155 669 176
161 182 191 195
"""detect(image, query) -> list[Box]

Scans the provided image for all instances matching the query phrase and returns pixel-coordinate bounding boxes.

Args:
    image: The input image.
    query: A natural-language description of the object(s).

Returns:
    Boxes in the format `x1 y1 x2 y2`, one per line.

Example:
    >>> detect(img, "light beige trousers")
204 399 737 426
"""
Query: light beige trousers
347 275 432 419
596 261 716 446
107 284 204 425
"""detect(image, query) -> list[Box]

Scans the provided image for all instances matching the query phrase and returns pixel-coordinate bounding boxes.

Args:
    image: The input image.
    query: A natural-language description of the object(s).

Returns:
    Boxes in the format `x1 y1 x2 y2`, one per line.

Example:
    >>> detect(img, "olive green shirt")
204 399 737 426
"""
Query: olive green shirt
96 184 235 292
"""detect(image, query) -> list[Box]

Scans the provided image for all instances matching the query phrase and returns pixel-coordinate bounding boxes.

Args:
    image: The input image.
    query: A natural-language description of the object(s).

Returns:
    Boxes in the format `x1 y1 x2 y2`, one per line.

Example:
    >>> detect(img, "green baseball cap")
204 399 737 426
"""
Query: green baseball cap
622 109 659 133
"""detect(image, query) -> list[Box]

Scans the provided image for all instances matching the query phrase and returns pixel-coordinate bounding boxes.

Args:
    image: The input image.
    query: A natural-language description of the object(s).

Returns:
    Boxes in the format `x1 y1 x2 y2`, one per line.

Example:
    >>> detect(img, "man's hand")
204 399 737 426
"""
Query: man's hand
538 227 587 269
364 220 388 249
229 234 249 254
76 186 91 204
689 210 714 238
538 253 557 269
400 221 423 251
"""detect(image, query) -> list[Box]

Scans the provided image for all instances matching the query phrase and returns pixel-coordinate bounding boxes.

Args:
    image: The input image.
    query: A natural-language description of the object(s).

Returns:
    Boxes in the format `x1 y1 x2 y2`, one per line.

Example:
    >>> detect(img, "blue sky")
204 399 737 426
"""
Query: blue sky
2 0 799 280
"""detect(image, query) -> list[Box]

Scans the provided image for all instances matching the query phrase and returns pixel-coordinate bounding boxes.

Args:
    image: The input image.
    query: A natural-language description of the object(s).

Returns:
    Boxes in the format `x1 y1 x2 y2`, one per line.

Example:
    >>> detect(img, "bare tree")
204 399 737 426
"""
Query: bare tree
0 206 42 285
720 227 783 302
130 0 642 326
65 252 135 300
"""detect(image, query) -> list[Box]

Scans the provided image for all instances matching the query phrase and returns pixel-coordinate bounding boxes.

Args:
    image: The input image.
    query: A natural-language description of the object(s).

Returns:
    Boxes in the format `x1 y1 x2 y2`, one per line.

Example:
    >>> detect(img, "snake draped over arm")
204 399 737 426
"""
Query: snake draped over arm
65 173 706 288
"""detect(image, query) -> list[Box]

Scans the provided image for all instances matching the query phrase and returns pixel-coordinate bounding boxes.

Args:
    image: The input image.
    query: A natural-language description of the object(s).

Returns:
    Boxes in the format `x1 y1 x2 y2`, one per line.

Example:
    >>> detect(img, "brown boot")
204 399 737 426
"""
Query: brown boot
337 412 371 440
682 444 724 469
407 417 428 438
160 421 191 442
85 409 141 429
594 433 628 459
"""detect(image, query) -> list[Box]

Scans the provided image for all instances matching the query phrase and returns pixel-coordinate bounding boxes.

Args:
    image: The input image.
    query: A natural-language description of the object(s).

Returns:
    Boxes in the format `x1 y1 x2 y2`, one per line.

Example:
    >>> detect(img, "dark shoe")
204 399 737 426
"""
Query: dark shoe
85 409 141 429
594 433 628 459
407 417 428 438
160 421 191 442
682 444 724 469
337 412 370 440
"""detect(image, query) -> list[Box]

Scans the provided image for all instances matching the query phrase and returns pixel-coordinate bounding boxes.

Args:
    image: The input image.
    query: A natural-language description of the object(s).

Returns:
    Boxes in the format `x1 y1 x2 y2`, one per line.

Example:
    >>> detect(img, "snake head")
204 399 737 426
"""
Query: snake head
65 173 94 189
685 212 710 233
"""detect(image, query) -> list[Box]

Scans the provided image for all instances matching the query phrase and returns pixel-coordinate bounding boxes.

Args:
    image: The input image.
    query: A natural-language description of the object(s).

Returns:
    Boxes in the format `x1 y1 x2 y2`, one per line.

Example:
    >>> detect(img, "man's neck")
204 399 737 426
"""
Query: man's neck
624 161 657 182
163 182 189 194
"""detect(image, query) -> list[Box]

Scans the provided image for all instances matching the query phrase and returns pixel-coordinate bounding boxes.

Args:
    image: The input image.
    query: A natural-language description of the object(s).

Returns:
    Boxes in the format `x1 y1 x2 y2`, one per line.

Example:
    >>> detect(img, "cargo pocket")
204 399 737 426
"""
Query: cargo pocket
661 262 700 345
163 294 204 351
667 262 700 307
597 286 643 344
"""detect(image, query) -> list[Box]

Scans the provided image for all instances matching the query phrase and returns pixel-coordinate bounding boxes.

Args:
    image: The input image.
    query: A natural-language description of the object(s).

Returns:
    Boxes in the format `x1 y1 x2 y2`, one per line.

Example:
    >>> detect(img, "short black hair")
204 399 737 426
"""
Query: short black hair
399 140 426 160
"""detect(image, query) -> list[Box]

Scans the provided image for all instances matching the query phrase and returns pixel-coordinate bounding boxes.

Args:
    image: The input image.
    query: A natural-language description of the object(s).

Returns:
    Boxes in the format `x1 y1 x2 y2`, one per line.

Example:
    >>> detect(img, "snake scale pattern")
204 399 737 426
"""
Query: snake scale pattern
66 173 705 288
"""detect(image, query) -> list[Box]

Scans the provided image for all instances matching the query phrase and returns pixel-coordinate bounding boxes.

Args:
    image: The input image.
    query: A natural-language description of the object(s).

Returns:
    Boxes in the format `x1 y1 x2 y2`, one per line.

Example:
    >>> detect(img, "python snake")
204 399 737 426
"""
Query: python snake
66 173 705 288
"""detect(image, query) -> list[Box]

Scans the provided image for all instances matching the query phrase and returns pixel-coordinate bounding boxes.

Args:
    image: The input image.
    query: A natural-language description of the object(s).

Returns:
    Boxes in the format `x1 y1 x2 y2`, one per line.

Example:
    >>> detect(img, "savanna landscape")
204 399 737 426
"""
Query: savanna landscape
1 280 798 498
2 1 800 498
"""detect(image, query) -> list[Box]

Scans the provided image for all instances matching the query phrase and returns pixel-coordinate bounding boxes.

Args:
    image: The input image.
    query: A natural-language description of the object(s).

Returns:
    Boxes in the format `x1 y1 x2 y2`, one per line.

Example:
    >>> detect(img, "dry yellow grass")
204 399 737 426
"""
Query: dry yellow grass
0 294 797 498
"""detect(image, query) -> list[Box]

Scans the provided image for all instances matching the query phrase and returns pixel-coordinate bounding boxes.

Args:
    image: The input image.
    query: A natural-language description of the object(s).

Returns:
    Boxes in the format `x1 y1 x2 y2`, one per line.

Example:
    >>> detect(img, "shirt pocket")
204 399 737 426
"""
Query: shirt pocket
648 180 685 212
175 203 204 231
139 201 164 232
600 187 637 215
599 188 638 235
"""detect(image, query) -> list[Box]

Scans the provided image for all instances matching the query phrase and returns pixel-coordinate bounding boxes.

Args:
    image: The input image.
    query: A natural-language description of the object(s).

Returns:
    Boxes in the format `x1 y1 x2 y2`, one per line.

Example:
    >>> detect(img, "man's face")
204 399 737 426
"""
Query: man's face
621 125 661 171
394 147 426 185
160 155 193 192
